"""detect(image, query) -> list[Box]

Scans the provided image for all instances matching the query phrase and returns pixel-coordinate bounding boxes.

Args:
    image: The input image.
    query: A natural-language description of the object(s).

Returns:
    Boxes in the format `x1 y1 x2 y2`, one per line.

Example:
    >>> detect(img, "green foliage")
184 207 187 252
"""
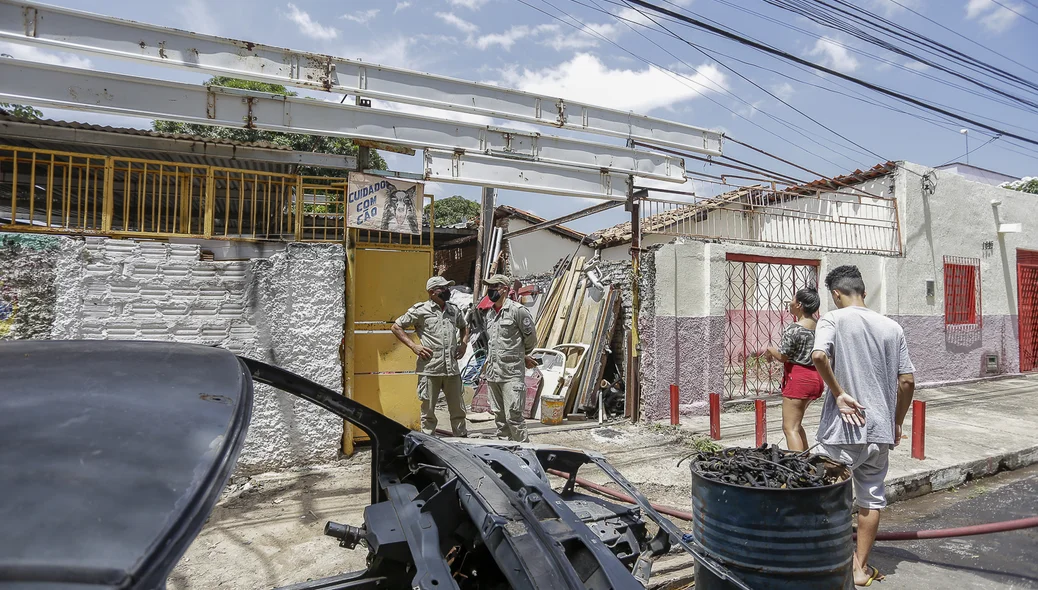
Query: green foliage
424 195 481 227
0 103 42 120
151 77 386 176
1000 177 1038 194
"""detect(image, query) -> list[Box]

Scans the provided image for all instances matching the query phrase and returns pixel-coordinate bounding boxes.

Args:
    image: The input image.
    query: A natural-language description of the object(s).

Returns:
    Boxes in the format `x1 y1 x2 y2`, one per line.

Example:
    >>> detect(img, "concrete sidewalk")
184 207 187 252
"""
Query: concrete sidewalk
669 375 1038 503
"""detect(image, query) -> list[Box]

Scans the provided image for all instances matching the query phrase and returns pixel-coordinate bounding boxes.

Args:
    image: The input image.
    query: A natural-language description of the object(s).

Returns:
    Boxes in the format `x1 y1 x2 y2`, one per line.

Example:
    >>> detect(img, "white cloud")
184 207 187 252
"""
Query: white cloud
866 0 922 17
394 1 412 14
614 6 655 27
771 82 795 101
807 37 859 73
176 0 220 35
734 99 764 119
341 37 419 68
448 0 490 9
435 12 479 34
497 53 727 113
473 24 558 50
341 9 379 25
965 0 1025 32
0 41 92 69
284 3 339 40
904 60 931 71
544 22 620 50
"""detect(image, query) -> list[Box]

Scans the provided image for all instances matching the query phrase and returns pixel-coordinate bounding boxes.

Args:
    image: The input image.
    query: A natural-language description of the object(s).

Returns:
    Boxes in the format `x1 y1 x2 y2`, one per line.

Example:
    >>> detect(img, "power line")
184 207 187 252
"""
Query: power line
937 134 1002 167
620 0 1038 147
988 0 1038 28
884 0 1038 78
519 0 875 171
592 0 878 164
618 0 888 162
763 0 1038 111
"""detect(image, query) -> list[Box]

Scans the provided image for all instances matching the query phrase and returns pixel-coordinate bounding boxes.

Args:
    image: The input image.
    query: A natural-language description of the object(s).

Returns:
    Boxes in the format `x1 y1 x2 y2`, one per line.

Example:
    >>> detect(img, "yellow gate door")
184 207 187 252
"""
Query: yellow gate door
343 238 434 452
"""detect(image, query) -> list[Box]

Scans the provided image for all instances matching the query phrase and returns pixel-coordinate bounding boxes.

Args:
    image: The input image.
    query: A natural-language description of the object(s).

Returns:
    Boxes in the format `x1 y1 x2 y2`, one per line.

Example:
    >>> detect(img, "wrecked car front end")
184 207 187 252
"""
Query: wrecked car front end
1 342 747 590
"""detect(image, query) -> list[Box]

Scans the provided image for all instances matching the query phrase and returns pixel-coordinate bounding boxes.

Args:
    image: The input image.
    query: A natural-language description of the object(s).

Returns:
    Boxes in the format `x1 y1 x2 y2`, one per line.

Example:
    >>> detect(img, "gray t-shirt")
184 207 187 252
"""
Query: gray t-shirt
813 306 915 447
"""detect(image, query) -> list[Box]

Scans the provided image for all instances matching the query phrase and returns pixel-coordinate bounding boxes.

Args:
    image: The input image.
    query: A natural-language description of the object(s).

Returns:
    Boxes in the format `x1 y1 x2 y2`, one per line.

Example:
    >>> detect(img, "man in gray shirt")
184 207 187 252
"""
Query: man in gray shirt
812 265 915 587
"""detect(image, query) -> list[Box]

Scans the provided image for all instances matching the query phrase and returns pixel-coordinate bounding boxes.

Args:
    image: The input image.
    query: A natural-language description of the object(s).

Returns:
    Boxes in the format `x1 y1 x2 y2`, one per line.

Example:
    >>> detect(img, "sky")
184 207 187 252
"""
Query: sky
4 0 1038 233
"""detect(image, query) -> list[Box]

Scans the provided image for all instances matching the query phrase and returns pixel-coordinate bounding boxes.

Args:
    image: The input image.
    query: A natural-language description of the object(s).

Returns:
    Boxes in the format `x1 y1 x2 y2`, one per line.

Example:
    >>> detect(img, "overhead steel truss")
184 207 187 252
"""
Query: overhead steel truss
0 0 722 156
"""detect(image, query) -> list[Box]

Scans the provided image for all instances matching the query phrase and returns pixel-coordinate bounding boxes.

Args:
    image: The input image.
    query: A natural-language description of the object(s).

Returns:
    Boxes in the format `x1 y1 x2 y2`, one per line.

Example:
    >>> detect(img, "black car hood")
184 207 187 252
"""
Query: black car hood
0 341 252 589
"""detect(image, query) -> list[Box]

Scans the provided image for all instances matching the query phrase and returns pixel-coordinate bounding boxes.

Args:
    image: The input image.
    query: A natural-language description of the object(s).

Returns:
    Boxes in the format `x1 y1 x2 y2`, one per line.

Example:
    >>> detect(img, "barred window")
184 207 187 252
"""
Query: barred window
944 256 981 327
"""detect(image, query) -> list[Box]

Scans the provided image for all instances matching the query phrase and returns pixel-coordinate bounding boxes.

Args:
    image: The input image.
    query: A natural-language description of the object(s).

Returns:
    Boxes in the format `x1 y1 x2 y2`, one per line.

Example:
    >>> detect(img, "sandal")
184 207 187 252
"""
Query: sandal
857 565 885 587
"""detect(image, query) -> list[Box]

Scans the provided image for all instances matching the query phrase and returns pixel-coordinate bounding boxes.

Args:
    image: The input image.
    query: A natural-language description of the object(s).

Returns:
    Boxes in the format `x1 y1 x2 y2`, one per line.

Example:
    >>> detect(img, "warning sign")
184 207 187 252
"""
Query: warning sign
346 172 423 235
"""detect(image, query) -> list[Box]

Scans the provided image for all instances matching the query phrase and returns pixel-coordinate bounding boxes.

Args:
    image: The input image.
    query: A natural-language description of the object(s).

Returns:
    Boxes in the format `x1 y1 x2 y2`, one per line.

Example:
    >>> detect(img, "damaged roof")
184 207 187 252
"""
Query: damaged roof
589 161 897 248
496 205 587 242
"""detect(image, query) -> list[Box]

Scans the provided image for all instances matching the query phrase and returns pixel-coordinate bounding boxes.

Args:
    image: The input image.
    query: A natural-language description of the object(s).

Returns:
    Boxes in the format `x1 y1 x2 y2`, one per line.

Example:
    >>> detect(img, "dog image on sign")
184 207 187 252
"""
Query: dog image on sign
347 172 422 235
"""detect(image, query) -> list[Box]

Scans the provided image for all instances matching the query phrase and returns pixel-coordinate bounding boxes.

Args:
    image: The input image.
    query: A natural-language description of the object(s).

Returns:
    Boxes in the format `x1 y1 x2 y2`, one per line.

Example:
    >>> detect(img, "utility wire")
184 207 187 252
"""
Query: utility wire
519 0 872 173
988 0 1038 28
937 134 1003 167
621 0 888 163
620 0 1038 147
591 0 878 164
763 0 1038 111
884 0 1038 78
710 0 1038 104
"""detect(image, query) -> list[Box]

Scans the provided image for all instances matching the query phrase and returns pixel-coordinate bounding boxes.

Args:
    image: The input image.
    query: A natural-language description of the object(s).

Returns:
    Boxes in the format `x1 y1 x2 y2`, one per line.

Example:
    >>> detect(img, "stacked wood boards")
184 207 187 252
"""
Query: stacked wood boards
532 256 621 418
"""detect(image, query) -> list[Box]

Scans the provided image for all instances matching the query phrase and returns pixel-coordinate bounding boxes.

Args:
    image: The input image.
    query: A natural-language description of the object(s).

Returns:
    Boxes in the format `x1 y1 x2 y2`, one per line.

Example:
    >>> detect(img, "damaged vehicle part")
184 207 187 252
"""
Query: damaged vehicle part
0 341 749 590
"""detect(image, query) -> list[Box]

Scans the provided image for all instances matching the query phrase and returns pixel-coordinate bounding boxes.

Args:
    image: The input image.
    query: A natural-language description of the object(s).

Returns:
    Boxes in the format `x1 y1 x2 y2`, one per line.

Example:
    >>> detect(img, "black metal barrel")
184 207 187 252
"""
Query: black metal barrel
690 460 854 590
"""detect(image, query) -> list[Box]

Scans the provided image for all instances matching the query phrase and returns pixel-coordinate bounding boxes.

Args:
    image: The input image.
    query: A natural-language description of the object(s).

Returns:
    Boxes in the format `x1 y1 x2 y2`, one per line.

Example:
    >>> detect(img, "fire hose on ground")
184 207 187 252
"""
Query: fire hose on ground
546 468 1038 541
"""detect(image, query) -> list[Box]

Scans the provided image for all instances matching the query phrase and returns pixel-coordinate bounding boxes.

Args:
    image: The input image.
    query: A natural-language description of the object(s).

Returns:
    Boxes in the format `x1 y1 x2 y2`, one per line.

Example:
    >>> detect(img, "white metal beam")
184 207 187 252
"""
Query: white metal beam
0 0 723 155
424 150 628 201
0 59 689 184
0 58 684 183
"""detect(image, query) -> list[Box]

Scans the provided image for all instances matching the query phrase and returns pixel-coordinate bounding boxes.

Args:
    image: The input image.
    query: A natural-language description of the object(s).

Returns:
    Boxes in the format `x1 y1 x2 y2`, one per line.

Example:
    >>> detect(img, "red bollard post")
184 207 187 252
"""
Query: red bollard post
670 384 680 426
755 399 766 446
912 400 926 460
709 392 721 441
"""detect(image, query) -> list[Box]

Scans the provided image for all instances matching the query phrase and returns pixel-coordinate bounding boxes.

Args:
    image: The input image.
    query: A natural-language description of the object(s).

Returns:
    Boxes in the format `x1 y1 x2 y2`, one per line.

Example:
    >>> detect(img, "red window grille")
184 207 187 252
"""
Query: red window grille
944 256 981 328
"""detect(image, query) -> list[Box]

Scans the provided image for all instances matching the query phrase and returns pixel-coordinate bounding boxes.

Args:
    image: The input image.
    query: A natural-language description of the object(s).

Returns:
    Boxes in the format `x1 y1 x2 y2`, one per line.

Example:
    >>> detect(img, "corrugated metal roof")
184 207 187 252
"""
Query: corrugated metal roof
0 113 291 150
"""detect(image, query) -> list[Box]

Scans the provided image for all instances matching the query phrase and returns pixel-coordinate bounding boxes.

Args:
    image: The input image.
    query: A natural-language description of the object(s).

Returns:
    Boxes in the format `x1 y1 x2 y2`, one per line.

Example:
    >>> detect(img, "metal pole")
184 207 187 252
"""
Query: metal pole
473 186 495 294
626 178 644 422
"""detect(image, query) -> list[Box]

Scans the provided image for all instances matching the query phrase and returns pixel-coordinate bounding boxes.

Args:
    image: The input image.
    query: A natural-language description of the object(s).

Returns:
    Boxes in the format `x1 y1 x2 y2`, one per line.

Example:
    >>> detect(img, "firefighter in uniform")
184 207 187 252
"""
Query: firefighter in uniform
392 276 469 437
481 274 538 442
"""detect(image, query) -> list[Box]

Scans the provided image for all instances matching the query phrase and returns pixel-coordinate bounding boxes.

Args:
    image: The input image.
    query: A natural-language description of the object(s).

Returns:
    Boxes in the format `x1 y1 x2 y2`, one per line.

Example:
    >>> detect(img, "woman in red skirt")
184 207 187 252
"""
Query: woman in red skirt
765 287 824 452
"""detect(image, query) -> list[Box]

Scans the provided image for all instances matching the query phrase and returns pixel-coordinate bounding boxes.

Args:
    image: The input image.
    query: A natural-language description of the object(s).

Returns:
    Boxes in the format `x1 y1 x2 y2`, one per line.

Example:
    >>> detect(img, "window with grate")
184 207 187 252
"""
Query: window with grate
944 256 981 328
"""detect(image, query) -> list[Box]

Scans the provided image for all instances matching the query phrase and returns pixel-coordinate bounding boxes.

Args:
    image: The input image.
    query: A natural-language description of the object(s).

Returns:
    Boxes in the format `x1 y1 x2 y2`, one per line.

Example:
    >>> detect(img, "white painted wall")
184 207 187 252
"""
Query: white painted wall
935 163 1018 187
46 237 346 474
506 217 593 275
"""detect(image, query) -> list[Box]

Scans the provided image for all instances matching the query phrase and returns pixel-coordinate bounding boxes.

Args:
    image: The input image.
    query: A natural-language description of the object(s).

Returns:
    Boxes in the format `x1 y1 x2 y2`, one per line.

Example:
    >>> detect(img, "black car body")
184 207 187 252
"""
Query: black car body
0 341 746 590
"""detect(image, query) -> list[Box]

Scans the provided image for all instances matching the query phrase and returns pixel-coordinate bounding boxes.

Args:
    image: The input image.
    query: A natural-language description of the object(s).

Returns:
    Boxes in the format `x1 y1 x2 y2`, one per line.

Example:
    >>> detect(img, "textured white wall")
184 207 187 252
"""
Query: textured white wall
48 236 345 474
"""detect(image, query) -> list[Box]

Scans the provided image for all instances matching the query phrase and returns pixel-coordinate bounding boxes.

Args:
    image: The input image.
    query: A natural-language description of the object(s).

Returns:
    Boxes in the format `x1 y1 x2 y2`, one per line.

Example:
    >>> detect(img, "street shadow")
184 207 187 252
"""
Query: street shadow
872 545 1038 587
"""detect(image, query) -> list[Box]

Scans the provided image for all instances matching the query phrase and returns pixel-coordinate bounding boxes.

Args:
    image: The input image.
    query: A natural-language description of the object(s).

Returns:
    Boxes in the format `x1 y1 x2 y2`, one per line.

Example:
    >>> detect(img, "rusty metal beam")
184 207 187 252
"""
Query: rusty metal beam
502 201 622 240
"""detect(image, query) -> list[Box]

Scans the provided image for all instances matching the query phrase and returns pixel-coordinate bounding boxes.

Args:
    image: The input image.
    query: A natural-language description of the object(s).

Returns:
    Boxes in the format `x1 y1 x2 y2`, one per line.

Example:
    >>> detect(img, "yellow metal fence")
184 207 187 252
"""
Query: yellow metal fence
1 145 432 243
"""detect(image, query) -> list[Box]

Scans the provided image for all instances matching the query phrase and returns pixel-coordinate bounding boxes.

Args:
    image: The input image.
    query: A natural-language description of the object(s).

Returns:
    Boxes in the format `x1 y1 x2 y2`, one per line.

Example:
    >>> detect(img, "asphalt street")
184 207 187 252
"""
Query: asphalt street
870 464 1038 589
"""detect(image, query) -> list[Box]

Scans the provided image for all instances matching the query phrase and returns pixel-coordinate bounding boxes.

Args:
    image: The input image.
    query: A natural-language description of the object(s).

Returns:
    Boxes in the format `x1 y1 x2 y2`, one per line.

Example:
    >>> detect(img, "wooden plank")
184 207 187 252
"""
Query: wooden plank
536 276 564 346
547 256 585 347
568 291 592 345
577 288 621 412
562 278 588 344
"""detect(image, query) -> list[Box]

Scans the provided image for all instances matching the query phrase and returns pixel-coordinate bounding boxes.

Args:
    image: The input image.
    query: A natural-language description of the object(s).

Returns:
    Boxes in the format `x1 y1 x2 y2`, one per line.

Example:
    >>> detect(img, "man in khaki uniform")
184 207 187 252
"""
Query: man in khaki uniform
392 276 469 437
480 274 538 442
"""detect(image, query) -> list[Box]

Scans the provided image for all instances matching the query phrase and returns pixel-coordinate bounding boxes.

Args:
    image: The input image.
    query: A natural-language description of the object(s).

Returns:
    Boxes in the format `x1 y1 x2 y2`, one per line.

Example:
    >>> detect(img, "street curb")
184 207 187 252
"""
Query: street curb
887 444 1038 504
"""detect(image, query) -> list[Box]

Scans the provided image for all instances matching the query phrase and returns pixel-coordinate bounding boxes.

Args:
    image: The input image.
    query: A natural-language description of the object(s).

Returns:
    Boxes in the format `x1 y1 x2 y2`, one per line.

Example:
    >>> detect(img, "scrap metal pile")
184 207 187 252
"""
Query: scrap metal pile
687 444 845 489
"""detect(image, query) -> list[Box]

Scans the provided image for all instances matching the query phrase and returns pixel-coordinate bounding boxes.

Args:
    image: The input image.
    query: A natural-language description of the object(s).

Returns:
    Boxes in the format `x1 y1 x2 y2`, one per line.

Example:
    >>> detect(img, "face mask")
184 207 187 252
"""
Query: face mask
487 289 503 302
433 289 449 301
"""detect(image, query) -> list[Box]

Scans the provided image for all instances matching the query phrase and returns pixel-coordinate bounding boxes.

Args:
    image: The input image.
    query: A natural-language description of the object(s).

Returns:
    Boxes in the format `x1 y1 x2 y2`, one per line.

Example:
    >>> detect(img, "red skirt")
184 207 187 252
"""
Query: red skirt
782 362 824 400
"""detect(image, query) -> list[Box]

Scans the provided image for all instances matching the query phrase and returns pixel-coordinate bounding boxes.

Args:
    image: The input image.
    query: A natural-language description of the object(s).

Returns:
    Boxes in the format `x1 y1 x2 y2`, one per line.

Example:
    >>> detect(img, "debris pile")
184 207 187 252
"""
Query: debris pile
687 444 845 489
532 254 621 417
